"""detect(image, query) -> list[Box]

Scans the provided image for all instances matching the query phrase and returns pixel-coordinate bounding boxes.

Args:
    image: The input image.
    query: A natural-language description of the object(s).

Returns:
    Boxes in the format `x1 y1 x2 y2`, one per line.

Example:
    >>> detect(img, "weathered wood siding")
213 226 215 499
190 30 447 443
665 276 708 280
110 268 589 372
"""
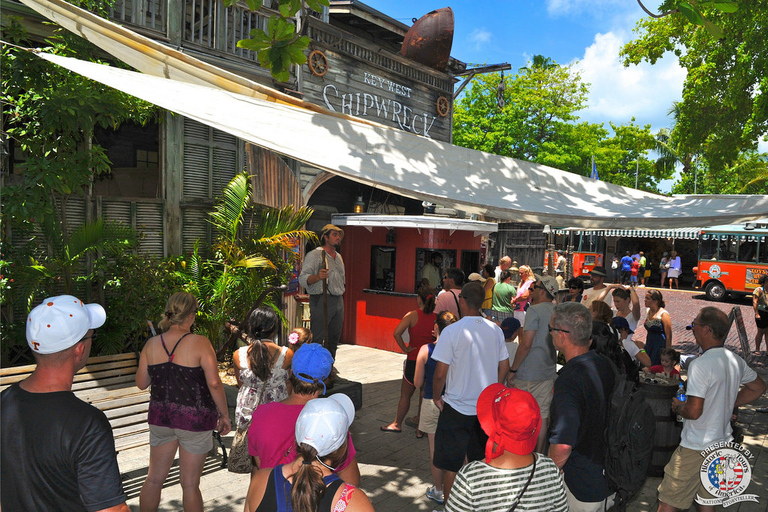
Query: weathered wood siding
302 18 454 143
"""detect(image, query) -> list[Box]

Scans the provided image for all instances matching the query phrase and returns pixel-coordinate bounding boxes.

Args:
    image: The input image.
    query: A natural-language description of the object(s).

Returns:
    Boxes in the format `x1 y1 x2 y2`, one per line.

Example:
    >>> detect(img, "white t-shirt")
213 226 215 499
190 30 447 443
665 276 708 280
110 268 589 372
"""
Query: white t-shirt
681 347 758 451
431 316 509 416
581 286 613 309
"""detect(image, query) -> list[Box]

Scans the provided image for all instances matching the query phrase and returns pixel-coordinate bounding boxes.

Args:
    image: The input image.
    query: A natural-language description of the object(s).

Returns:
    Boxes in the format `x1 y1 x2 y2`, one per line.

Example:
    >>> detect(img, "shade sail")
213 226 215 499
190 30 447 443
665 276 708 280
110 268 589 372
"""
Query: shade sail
33 52 768 229
18 0 768 228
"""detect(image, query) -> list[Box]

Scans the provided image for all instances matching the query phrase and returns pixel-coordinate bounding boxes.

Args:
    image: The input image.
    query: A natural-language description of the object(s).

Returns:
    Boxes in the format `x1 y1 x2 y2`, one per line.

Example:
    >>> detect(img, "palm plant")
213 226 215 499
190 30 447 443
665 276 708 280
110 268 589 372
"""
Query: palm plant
12 218 137 310
177 172 315 349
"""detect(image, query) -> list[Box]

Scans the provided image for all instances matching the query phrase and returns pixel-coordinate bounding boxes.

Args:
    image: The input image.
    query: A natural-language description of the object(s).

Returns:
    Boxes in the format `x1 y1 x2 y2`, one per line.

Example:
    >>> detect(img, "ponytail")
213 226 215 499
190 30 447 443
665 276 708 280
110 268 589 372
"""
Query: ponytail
290 444 326 512
418 286 437 315
290 441 350 512
244 307 279 380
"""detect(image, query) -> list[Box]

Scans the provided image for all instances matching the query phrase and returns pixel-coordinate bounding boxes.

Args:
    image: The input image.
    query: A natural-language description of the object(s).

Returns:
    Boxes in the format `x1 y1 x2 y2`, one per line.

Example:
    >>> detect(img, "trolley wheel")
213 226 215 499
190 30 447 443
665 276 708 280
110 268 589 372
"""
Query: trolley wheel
704 281 727 301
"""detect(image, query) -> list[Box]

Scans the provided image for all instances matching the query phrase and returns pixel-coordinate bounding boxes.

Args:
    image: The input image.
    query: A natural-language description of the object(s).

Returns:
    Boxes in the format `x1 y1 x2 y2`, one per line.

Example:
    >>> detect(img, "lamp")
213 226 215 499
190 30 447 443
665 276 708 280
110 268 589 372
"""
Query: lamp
354 195 365 213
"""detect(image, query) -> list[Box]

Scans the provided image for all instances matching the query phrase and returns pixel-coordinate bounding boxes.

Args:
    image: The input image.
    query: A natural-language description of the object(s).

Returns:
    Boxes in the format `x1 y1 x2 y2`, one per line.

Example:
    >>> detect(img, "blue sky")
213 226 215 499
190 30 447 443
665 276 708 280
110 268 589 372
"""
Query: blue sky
364 0 683 134
362 0 687 189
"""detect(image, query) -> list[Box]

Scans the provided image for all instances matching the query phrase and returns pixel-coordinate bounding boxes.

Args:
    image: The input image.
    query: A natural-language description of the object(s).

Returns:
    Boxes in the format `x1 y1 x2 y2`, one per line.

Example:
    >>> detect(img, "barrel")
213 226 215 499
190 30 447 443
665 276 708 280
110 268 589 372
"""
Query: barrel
639 381 682 477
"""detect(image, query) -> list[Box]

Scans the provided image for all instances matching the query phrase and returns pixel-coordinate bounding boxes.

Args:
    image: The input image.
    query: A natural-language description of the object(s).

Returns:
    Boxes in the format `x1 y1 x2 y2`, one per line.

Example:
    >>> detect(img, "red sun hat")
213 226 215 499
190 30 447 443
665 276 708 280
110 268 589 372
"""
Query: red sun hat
477 383 541 462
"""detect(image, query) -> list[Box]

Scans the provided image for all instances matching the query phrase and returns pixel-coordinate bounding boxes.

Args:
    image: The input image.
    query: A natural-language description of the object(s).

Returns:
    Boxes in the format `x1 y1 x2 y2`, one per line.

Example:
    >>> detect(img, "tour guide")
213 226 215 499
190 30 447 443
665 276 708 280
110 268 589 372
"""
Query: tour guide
299 224 346 359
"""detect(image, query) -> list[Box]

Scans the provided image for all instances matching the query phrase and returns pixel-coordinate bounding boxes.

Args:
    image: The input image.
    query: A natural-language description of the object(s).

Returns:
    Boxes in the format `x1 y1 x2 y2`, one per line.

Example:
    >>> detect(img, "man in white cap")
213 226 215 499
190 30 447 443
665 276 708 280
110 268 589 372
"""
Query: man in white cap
506 275 559 453
299 223 346 359
1 295 129 512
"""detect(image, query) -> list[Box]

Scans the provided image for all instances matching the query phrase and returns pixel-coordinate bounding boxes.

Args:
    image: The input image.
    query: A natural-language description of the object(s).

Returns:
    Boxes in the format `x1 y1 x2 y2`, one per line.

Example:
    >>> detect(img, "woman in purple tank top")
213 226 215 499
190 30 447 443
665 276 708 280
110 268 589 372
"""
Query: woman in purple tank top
136 292 232 512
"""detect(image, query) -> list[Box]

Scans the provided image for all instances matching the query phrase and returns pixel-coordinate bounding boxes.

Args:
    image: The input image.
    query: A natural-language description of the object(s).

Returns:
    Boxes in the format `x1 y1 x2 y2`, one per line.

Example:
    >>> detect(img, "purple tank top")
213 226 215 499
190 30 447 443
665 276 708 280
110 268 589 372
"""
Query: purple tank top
147 334 218 431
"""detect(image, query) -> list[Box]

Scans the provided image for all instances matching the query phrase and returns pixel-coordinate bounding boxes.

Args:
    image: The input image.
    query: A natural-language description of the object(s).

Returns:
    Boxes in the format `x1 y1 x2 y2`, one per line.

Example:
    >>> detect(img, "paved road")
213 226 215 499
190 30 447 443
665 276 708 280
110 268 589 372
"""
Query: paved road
120 287 768 511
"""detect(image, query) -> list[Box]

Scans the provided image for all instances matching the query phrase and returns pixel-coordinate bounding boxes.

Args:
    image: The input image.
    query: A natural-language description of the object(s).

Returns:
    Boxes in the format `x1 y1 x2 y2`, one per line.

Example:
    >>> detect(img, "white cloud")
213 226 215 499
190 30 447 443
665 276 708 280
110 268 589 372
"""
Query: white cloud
572 31 686 134
468 28 492 50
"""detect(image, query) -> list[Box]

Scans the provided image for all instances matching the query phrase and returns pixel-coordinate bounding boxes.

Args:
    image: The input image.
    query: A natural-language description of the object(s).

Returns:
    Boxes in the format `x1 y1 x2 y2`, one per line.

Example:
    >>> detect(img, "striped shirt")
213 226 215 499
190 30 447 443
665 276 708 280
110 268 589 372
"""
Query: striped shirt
445 455 568 512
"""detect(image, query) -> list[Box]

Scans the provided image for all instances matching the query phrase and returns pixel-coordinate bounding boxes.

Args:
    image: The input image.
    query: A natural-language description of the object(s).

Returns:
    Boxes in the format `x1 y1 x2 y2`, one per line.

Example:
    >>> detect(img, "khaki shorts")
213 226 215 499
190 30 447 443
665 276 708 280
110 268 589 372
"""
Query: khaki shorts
149 425 213 454
418 397 441 434
513 379 554 419
657 446 716 510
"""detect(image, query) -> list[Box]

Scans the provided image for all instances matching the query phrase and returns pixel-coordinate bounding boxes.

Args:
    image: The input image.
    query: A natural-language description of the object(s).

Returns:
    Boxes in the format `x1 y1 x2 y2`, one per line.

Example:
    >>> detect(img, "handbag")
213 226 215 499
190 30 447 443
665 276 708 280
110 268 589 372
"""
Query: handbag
227 347 280 473
227 427 253 474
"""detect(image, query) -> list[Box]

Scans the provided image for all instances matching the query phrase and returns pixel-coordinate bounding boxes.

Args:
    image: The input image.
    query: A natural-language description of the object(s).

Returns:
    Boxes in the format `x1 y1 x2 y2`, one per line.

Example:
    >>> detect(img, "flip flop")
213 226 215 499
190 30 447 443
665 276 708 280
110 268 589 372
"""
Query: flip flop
380 425 402 433
415 429 425 439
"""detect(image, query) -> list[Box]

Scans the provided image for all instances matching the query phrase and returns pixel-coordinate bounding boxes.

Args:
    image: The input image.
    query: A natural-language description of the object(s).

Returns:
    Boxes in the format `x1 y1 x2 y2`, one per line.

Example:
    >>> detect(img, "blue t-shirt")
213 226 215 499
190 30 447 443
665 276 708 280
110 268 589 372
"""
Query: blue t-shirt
620 256 633 271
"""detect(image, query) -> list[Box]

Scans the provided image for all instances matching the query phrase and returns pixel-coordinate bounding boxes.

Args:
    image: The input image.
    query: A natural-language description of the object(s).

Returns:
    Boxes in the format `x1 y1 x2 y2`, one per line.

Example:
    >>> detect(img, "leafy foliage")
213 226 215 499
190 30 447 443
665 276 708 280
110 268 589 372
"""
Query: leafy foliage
622 0 767 175
1 18 158 234
223 0 330 82
452 59 666 192
173 173 316 349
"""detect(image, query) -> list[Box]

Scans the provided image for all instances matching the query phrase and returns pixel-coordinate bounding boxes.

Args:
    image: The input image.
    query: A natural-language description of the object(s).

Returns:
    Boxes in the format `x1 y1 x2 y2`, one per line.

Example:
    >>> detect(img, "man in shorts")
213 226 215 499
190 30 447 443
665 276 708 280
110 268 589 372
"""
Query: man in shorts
657 307 765 511
1 295 129 512
507 275 558 453
431 282 510 500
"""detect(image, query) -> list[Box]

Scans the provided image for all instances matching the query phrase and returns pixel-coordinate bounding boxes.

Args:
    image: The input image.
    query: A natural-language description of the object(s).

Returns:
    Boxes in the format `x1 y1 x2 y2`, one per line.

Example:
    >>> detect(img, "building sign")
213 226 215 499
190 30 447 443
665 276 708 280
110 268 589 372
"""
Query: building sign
304 19 453 143
321 72 438 138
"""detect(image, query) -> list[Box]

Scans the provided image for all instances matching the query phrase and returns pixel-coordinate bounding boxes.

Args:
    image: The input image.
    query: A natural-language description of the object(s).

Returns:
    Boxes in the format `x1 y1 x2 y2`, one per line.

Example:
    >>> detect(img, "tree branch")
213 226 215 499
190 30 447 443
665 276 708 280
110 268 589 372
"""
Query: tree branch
636 0 678 18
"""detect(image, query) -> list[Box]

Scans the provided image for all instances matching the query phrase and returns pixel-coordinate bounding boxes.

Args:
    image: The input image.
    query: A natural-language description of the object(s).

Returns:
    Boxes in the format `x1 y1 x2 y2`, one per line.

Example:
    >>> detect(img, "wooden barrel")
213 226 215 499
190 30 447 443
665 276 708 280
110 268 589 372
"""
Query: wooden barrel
639 381 682 477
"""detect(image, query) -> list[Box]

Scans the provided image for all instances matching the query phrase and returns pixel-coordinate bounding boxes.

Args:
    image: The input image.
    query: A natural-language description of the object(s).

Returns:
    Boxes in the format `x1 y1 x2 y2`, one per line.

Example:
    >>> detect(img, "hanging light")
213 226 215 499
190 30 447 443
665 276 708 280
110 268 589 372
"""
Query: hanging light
354 195 365 213
497 70 505 110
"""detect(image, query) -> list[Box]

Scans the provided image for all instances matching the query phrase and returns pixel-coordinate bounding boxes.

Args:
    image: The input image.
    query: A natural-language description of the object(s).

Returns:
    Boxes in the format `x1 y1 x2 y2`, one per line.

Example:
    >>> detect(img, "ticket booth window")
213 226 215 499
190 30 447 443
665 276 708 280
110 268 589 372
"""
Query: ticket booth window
371 246 396 291
415 248 456 291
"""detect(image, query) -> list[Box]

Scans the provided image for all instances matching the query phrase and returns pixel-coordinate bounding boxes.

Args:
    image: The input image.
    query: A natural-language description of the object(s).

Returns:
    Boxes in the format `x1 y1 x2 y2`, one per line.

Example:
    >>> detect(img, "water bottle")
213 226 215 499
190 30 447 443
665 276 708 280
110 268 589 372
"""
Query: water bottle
676 383 686 422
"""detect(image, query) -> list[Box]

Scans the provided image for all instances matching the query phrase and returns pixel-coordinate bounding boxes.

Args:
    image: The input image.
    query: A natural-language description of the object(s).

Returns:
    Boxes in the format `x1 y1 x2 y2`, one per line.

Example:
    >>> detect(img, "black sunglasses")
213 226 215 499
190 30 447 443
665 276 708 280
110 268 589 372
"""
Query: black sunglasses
548 325 570 334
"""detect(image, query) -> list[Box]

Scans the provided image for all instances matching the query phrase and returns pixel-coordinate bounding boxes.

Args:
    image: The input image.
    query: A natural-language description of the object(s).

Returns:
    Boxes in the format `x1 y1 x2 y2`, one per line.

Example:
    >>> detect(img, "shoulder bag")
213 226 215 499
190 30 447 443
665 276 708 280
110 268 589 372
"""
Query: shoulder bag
227 347 280 473
507 454 537 512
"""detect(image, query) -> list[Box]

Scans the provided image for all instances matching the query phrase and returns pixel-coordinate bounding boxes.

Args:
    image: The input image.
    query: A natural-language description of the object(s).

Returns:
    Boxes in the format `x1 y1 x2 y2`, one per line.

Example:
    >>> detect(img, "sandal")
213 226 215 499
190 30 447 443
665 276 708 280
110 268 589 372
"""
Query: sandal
380 425 402 433
415 429 425 439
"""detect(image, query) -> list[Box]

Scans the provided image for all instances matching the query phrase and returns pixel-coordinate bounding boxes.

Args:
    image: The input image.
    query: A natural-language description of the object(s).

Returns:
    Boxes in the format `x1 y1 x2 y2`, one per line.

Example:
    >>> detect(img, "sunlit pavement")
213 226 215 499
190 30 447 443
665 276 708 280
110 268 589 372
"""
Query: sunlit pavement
120 288 768 511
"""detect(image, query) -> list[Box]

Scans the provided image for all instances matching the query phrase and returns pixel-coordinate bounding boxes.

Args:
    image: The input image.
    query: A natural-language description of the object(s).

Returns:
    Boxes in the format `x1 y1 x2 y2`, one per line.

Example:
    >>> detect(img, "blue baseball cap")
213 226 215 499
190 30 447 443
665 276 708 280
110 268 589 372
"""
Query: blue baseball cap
292 343 334 395
611 316 634 333
500 317 521 339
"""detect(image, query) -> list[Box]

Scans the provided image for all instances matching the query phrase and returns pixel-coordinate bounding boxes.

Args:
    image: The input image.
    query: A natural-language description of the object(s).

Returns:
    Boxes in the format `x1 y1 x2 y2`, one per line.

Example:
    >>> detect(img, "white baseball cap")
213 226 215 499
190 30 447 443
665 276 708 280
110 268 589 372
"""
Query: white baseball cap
295 393 355 457
26 295 106 354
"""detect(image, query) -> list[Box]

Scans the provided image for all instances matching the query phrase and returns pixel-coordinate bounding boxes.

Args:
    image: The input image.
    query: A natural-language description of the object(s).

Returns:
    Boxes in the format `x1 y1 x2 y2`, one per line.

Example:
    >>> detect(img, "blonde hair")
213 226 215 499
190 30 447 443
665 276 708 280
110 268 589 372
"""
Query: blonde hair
159 292 197 331
518 265 533 280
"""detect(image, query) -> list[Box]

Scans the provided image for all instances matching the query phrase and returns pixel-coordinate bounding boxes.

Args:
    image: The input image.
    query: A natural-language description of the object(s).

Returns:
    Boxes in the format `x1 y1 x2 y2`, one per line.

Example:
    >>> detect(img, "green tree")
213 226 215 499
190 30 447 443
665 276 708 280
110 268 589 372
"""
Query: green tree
453 61 666 191
1 19 158 234
621 0 767 174
453 59 589 161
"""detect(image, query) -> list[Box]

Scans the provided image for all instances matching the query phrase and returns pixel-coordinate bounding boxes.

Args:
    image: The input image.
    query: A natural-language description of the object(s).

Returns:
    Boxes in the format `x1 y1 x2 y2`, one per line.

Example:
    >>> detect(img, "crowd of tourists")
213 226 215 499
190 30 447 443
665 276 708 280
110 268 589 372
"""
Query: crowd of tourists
2 229 766 512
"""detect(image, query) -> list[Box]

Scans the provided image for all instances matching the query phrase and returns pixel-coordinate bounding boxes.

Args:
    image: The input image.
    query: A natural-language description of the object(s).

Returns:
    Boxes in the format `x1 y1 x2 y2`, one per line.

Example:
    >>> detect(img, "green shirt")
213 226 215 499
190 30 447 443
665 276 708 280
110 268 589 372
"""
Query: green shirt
491 282 516 313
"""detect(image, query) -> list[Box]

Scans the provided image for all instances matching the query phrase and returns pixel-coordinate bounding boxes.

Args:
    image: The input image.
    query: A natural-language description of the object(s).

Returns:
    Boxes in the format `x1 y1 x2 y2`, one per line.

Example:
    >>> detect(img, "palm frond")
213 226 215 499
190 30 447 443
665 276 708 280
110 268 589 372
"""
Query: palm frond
209 172 251 244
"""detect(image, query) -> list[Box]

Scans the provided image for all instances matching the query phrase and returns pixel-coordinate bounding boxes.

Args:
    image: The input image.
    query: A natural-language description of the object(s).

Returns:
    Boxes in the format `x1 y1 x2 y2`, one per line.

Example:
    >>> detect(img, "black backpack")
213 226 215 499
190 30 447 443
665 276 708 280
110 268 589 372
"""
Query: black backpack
603 365 656 511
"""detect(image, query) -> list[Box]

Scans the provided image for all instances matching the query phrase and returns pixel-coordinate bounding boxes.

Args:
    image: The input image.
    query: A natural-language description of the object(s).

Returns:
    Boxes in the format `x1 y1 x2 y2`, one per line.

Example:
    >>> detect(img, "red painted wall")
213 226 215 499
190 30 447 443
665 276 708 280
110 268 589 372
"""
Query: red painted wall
339 225 484 352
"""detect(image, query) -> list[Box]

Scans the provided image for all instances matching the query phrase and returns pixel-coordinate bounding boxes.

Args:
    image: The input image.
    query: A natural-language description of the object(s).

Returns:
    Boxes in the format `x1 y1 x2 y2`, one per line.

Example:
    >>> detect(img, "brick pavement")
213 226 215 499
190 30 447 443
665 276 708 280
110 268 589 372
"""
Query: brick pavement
120 288 768 511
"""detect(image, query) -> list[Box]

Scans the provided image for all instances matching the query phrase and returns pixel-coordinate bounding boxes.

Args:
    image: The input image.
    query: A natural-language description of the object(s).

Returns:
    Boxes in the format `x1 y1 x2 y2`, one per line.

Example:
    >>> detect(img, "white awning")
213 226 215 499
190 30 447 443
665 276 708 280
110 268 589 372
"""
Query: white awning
556 227 703 239
20 0 768 229
331 214 498 236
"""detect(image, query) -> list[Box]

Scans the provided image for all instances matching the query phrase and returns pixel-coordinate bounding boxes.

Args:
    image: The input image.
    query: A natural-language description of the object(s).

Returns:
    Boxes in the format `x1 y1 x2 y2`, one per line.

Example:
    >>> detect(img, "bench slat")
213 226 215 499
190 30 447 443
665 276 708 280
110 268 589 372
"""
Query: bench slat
71 375 137 392
112 416 150 438
109 409 149 429
91 393 150 412
77 386 147 404
114 431 150 452
73 367 139 384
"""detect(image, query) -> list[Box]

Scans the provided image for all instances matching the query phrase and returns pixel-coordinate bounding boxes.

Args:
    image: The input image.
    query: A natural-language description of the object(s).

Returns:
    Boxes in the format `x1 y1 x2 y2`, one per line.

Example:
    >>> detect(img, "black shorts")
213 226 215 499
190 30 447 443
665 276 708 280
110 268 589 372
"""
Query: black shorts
756 313 768 329
433 402 487 472
403 359 417 386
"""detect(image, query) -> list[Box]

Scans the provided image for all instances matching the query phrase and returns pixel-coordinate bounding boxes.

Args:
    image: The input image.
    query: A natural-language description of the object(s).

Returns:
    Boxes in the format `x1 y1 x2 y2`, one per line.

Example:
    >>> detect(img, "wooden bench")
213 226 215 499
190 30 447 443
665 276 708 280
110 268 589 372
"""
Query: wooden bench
0 353 227 465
